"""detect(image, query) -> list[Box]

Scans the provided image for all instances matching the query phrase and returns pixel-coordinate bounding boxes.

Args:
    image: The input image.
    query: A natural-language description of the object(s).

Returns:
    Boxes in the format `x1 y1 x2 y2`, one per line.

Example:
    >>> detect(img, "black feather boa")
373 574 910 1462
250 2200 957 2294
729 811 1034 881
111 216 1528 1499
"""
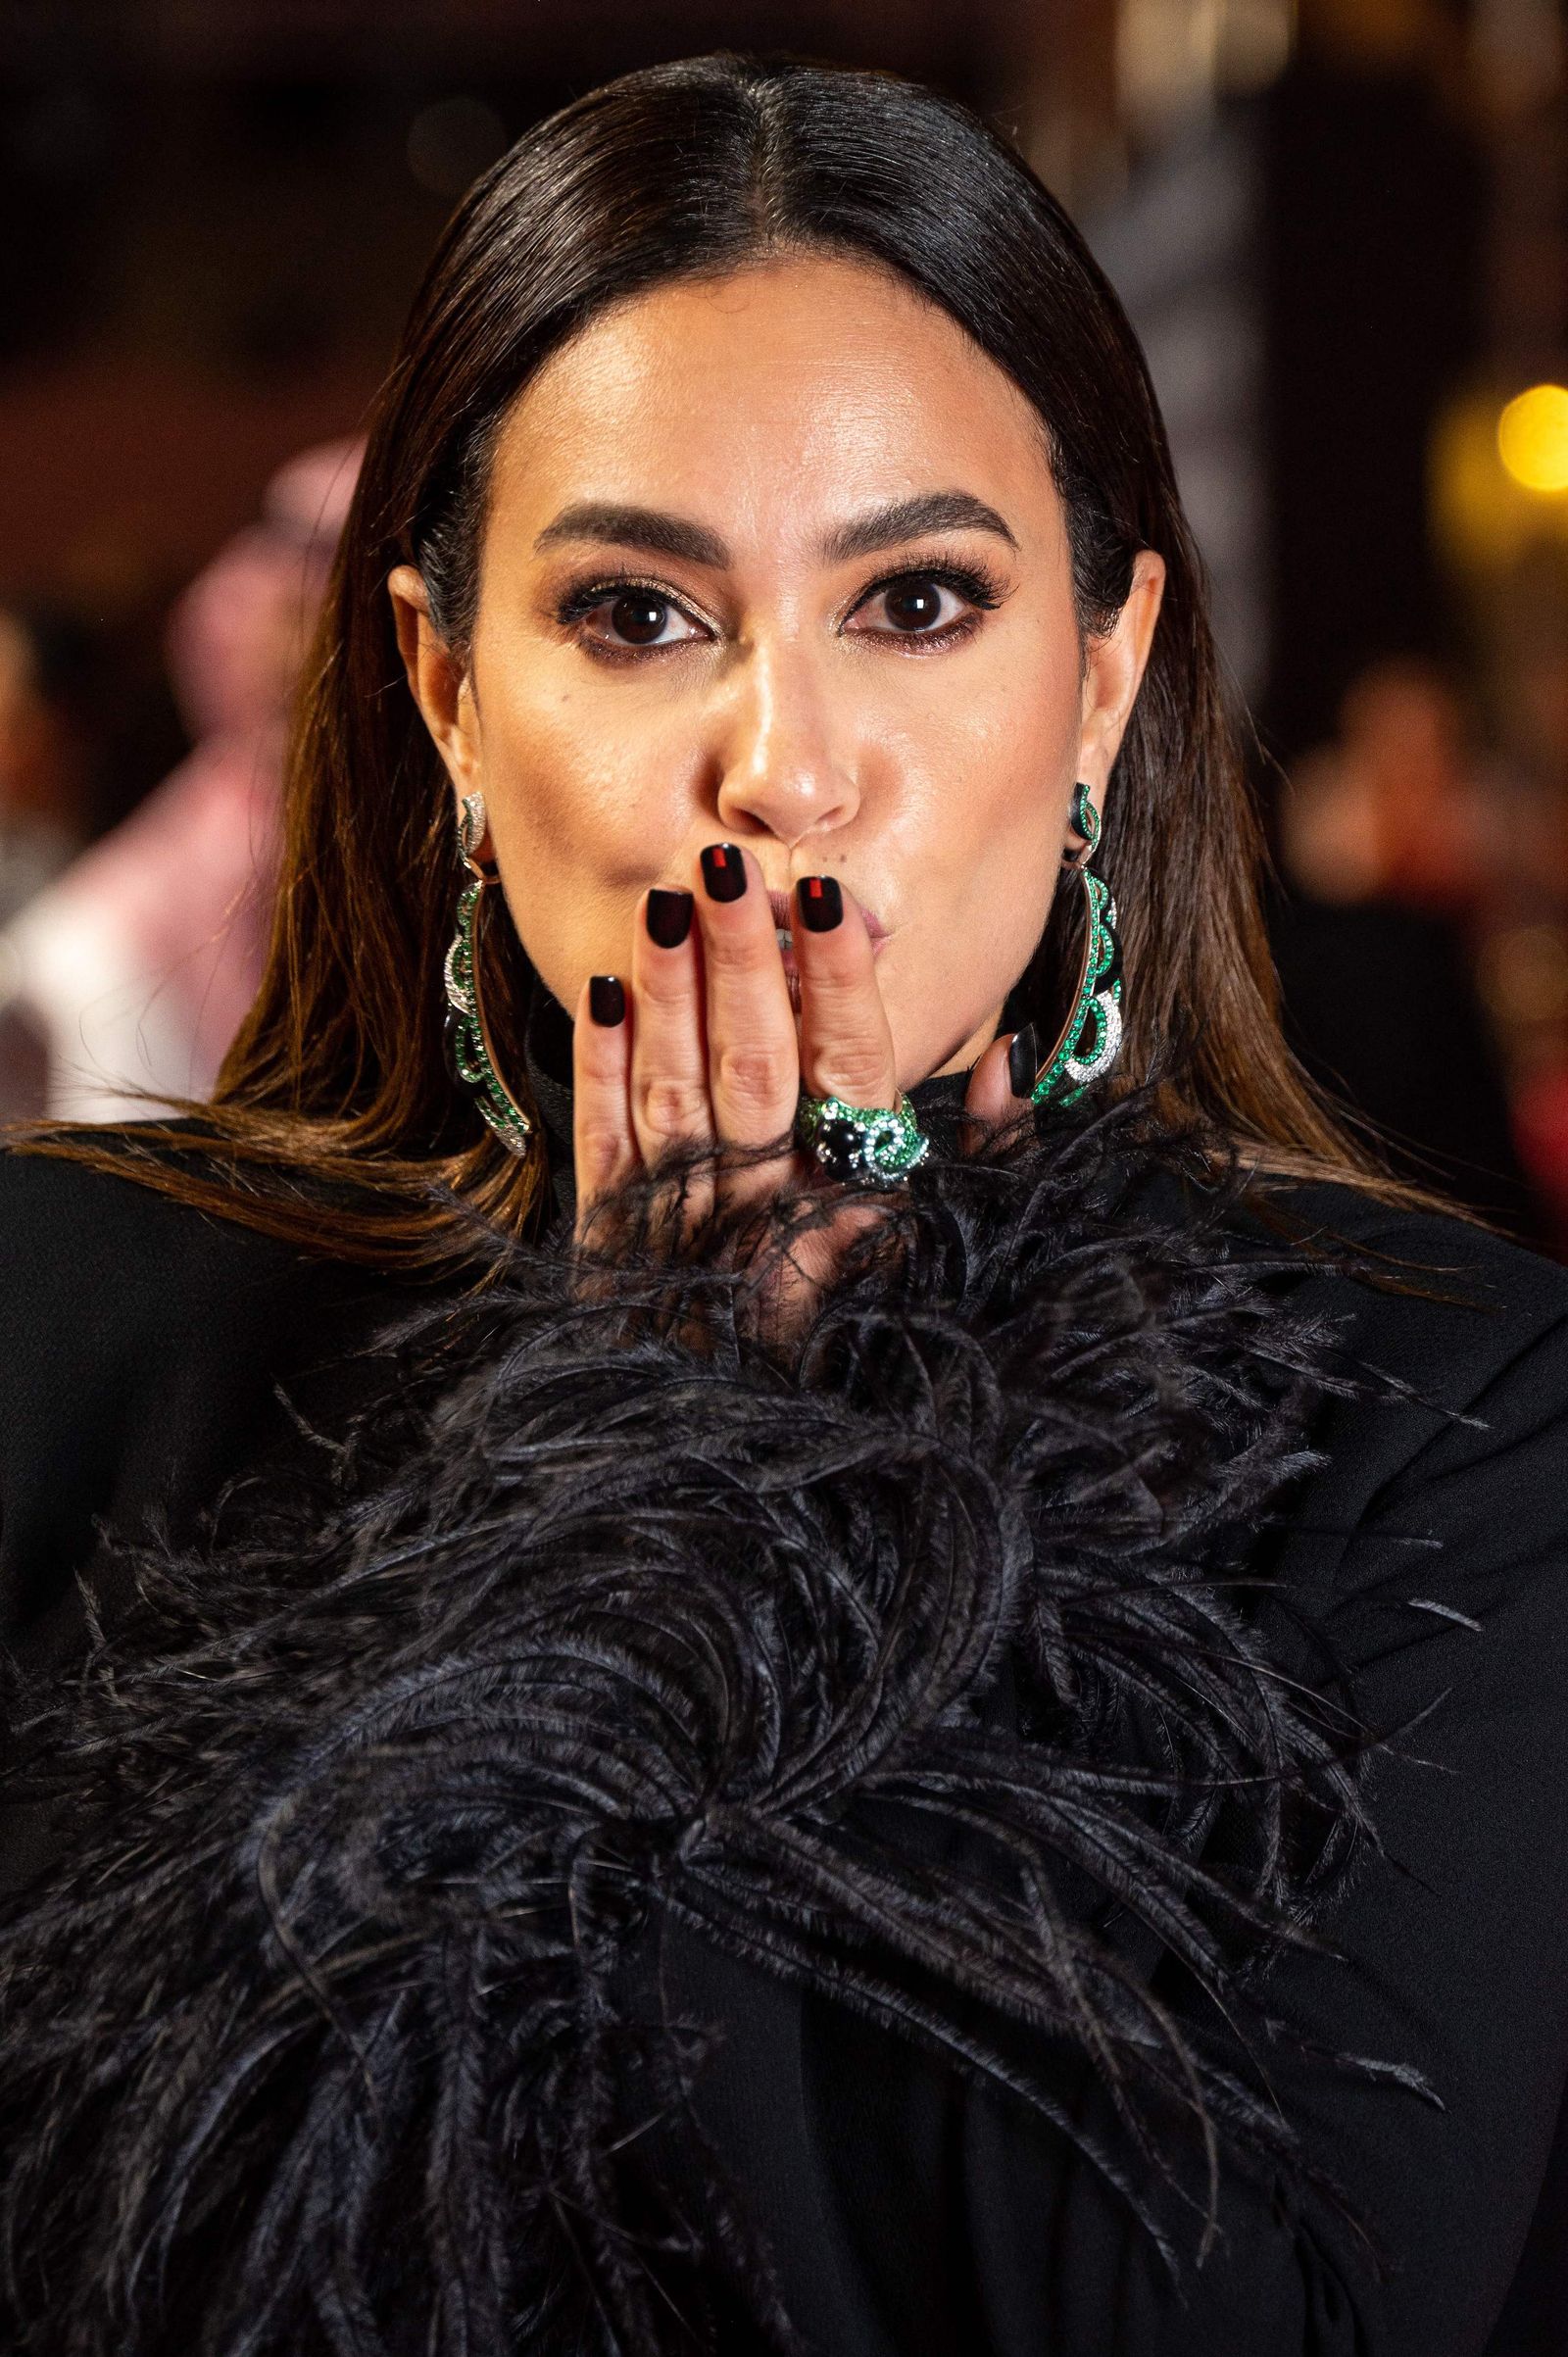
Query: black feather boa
0 1093 1420 2354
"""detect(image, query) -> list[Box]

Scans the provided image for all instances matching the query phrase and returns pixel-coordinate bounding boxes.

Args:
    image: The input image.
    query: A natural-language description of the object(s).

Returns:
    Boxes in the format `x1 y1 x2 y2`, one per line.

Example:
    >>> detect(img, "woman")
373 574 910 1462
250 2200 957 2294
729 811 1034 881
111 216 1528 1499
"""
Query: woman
2 51 1567 2357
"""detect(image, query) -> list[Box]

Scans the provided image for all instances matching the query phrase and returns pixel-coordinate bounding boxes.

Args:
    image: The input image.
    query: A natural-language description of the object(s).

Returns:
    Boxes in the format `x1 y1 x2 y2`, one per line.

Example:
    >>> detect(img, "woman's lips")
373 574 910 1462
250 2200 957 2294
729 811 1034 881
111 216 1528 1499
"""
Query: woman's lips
764 887 888 1013
767 887 888 979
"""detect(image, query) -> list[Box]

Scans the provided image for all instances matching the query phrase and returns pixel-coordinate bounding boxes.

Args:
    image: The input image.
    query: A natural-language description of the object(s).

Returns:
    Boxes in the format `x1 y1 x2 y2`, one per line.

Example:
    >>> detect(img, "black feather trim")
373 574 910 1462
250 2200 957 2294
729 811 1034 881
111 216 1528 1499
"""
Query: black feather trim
0 1090 1431 2353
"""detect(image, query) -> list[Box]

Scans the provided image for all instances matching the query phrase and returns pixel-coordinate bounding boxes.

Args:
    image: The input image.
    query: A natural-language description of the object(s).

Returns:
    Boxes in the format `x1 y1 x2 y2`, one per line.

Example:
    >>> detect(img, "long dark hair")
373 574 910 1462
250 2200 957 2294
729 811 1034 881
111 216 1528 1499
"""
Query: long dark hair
14 49 1421 1260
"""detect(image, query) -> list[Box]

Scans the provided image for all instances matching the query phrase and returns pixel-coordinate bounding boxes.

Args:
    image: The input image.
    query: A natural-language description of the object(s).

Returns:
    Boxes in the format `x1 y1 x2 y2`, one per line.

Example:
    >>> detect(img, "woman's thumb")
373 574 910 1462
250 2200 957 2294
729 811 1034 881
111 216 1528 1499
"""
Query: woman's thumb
961 1023 1038 1146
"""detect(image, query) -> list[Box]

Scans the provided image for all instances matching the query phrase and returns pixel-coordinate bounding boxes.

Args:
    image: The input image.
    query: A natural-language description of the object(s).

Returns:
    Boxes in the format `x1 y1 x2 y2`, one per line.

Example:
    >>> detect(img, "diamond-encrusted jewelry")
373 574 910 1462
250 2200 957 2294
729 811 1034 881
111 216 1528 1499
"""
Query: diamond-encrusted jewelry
443 791 536 1159
1030 782 1125 1110
795 1090 930 1186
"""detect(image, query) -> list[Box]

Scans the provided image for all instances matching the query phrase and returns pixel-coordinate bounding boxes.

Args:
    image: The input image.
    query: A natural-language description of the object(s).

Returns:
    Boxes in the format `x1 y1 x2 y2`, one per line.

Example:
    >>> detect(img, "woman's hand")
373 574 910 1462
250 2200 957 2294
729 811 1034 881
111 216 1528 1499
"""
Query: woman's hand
569 841 1024 1294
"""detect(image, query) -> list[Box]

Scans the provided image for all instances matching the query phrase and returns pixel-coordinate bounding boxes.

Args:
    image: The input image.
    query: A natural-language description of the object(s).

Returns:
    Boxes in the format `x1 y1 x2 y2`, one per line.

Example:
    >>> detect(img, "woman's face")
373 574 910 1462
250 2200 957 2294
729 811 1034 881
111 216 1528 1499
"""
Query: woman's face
393 252 1164 1087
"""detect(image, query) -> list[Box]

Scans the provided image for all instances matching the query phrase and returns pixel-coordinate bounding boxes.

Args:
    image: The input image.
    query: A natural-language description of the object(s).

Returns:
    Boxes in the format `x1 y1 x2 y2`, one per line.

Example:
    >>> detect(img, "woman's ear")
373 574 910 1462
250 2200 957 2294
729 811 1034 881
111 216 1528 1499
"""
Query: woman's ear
387 564 483 801
1074 548 1167 815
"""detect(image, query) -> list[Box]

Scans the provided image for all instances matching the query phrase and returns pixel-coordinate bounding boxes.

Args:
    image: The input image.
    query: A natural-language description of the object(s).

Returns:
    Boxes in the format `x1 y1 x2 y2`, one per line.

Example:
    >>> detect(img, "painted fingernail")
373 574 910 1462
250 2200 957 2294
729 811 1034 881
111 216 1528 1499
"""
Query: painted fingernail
646 888 694 948
700 843 748 903
589 974 625 1027
1007 1023 1040 1099
796 875 843 933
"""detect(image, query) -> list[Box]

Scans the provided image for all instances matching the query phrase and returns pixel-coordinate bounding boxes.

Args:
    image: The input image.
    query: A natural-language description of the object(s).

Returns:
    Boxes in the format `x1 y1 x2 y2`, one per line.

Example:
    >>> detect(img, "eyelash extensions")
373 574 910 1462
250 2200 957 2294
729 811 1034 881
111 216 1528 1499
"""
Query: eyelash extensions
551 548 1008 662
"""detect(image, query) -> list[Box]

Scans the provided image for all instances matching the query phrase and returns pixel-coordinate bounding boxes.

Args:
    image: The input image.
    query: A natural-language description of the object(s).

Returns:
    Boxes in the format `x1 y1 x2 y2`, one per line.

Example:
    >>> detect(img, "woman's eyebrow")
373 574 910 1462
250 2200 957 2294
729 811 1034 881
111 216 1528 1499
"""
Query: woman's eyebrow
819 490 1018 563
532 488 1017 568
533 503 727 566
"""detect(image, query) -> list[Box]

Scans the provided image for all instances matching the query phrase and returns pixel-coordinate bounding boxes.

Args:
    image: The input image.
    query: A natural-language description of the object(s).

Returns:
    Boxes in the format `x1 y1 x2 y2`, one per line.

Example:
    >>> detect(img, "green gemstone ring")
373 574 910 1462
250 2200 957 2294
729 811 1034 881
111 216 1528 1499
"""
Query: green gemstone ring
795 1091 930 1187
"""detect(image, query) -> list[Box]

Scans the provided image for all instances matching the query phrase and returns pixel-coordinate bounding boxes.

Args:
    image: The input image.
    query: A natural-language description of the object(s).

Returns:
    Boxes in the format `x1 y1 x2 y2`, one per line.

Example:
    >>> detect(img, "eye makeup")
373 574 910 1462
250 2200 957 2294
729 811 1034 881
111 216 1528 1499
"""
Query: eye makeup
548 543 1011 661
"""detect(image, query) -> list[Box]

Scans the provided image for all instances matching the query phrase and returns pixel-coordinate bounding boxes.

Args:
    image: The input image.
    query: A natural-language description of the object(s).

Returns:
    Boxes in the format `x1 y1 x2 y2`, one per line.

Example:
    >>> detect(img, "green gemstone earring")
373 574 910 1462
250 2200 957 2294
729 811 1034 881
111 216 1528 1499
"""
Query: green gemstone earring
1029 782 1125 1110
443 791 536 1158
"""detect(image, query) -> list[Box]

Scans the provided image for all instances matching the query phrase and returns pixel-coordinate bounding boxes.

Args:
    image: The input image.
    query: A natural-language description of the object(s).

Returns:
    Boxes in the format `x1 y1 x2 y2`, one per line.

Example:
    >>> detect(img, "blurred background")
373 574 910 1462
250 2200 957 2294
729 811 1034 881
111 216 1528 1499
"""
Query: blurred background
1 0 1565 1246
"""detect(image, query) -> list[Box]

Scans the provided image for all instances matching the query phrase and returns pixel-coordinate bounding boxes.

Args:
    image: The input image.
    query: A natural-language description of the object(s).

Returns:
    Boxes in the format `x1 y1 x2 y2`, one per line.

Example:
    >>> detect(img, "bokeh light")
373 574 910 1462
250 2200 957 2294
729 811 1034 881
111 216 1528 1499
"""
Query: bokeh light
1497 384 1568 494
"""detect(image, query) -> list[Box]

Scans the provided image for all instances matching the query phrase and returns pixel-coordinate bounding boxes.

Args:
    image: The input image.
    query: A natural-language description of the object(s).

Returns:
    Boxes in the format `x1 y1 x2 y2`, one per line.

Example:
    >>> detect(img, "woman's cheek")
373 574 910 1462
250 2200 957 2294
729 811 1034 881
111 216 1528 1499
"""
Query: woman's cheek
483 692 674 877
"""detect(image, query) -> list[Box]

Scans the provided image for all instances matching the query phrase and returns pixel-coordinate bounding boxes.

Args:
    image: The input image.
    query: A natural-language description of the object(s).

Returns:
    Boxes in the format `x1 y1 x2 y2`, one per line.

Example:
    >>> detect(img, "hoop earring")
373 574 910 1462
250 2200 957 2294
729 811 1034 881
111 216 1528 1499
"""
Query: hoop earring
443 791 536 1158
1028 782 1124 1109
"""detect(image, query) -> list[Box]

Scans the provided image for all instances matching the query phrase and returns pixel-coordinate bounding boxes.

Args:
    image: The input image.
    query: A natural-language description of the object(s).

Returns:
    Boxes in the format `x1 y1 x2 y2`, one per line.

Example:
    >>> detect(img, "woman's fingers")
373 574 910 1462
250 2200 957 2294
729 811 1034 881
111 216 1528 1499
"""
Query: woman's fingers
627 885 711 1196
793 874 899 1112
776 873 896 1310
579 851 904 1248
694 842 801 1197
571 971 635 1232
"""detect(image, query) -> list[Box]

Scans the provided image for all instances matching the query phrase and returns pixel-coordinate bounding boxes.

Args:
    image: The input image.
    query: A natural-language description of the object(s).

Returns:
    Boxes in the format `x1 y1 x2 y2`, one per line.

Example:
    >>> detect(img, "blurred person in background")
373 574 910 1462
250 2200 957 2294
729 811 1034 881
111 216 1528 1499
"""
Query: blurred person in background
1268 654 1545 1242
1280 658 1505 912
0 601 99 926
0 437 360 1124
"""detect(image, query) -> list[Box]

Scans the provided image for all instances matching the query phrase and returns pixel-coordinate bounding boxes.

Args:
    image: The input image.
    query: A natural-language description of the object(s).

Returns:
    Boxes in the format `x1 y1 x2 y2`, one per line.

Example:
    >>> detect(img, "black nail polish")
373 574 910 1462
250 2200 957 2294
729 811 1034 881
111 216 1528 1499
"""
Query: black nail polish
589 974 625 1027
646 888 694 949
796 875 843 933
1007 1023 1040 1099
700 843 747 903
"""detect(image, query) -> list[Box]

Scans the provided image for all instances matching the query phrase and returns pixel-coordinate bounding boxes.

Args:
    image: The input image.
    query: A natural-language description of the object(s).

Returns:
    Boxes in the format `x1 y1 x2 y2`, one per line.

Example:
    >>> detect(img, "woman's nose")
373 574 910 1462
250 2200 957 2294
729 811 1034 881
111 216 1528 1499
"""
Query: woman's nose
711 654 860 850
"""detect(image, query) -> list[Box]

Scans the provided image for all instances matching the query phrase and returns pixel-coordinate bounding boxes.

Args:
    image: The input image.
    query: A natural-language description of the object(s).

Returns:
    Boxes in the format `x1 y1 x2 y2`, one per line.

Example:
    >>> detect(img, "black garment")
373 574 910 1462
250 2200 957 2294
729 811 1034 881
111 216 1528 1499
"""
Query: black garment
4 1133 1568 2354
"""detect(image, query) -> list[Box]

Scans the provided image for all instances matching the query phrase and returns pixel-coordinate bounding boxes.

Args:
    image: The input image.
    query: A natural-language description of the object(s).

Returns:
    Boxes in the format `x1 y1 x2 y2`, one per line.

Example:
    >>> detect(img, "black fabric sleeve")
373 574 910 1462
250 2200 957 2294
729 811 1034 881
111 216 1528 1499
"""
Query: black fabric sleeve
787 1307 1568 2356
0 1147 445 1670
1274 1306 1568 2351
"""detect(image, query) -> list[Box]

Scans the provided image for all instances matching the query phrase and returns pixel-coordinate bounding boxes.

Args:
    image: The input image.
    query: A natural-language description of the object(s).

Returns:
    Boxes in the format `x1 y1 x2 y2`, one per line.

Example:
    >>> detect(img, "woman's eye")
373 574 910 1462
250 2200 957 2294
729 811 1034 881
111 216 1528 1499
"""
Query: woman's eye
578 589 707 652
848 572 980 641
560 564 997 656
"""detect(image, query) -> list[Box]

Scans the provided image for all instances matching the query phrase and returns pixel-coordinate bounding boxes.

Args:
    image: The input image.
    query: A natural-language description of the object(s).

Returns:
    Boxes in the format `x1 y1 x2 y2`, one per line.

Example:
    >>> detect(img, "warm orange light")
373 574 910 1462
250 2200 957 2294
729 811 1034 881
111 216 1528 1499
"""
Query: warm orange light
1497 384 1568 494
